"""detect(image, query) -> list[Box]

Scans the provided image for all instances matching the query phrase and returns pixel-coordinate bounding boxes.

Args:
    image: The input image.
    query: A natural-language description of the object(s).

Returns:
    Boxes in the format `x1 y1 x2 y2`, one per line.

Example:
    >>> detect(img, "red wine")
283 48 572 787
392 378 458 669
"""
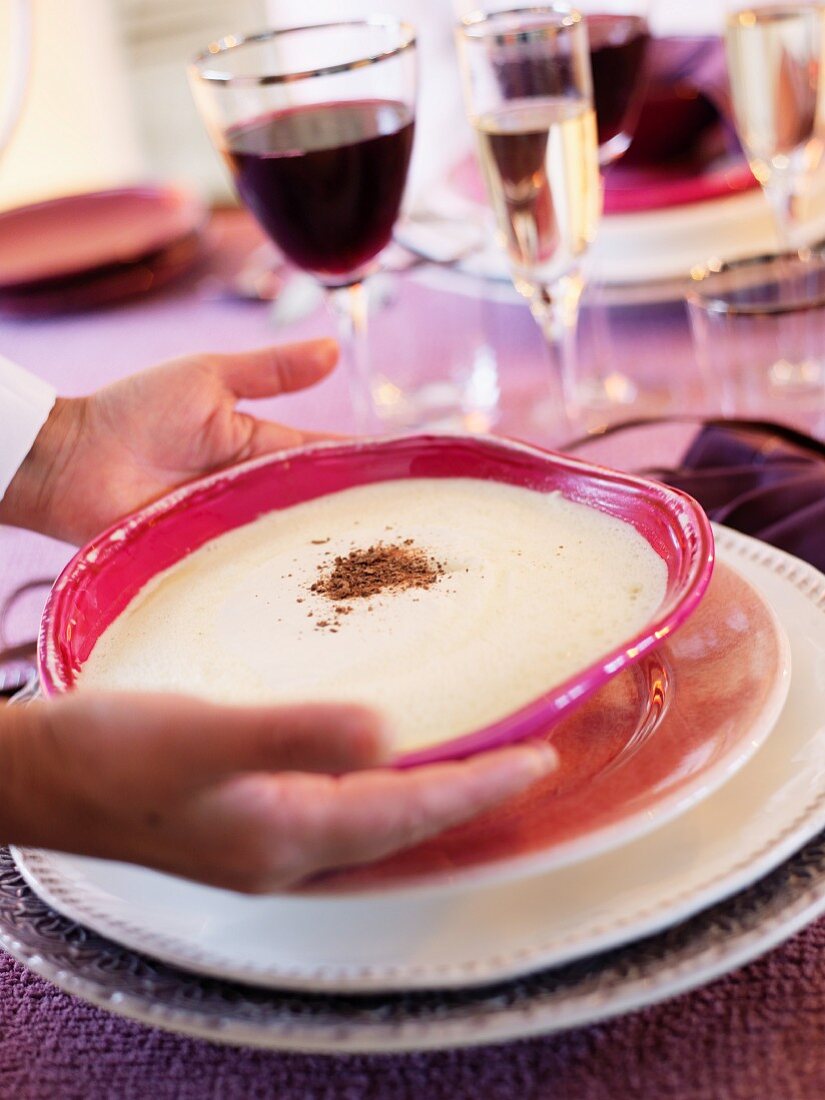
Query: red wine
587 15 651 153
224 100 414 280
490 13 650 159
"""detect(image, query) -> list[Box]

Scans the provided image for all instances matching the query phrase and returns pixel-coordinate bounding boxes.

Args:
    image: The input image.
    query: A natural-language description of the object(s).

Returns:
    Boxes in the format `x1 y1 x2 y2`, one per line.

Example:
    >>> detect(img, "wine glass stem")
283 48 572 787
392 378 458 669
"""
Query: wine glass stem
327 281 375 434
764 174 798 251
526 270 584 431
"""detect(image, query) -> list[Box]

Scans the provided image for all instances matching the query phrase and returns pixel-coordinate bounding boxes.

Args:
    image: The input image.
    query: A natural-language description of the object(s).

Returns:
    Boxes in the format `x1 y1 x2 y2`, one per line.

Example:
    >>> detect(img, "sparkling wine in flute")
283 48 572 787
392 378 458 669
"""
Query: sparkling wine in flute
474 96 601 292
725 4 825 232
488 15 650 165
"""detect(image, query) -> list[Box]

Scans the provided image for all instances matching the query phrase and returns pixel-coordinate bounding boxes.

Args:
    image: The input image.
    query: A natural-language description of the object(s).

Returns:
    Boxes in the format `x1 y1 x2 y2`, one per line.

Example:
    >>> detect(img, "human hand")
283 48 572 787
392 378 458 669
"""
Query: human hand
0 339 338 544
0 693 556 892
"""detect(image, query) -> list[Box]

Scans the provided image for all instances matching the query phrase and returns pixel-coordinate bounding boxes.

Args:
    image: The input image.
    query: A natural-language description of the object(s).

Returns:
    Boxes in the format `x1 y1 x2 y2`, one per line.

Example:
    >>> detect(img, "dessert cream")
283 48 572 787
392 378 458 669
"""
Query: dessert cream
78 478 668 752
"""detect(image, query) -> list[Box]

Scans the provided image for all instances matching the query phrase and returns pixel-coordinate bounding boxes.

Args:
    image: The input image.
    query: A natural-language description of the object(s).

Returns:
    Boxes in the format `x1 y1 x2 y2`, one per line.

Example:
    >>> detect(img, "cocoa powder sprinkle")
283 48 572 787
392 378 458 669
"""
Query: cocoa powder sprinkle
310 540 444 607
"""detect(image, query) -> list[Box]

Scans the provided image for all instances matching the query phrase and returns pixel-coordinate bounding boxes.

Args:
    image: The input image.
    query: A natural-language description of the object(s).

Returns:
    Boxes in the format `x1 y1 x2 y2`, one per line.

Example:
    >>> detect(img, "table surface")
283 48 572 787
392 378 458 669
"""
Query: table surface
2 210 825 1100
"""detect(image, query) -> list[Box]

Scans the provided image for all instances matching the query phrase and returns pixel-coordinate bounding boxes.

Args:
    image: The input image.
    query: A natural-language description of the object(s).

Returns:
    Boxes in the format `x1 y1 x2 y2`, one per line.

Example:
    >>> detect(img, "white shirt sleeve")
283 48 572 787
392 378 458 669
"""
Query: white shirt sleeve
0 355 57 501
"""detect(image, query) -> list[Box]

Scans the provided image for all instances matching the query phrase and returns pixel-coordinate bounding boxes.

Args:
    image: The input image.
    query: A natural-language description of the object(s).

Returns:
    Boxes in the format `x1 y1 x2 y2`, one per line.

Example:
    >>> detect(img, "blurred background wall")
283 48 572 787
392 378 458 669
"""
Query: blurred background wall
0 0 144 210
115 0 264 203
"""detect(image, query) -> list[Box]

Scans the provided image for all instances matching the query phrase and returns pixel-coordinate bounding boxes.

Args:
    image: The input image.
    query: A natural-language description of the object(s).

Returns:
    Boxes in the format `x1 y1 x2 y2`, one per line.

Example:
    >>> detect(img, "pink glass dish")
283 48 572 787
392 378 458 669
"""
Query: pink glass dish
317 558 787 890
0 233 203 318
38 434 715 766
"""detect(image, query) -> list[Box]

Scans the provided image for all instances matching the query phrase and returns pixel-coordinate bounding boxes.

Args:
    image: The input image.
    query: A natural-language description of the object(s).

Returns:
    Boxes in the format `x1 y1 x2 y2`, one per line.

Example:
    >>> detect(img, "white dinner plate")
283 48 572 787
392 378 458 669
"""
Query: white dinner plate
13 527 825 995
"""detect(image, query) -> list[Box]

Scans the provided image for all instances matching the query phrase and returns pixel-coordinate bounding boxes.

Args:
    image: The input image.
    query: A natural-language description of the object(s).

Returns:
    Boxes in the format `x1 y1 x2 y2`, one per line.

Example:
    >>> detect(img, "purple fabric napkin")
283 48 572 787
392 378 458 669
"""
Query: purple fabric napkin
646 36 731 116
658 420 825 573
621 37 736 167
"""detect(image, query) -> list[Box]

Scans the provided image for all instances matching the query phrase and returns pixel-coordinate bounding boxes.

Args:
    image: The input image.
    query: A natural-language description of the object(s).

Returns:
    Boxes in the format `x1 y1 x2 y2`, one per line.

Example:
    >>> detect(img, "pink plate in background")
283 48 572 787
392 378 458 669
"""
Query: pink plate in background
38 434 714 766
0 186 207 316
601 157 757 214
448 149 757 216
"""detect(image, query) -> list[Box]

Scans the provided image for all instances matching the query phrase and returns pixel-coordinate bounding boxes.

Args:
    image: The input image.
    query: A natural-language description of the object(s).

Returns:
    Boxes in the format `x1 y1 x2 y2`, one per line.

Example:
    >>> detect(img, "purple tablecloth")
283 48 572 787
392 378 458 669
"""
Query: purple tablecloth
4 929 825 1100
2 212 825 1100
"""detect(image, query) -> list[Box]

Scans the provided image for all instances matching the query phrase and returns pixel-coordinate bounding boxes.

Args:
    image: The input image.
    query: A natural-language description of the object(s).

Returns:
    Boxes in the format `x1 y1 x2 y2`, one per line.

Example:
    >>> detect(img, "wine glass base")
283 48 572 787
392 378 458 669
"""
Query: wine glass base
576 371 639 408
768 356 825 392
566 375 675 440
505 376 674 449
524 395 579 447
370 377 499 435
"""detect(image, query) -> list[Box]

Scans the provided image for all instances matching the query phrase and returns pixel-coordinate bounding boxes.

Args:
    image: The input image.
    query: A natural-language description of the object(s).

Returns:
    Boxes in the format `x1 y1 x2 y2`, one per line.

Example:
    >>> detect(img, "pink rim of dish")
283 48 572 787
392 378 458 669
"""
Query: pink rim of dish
38 433 715 766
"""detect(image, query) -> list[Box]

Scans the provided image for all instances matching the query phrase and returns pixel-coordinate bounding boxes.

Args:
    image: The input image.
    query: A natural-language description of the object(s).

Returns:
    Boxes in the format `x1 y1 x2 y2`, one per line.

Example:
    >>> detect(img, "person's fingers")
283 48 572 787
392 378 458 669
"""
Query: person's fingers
186 699 390 778
243 741 558 890
233 416 344 459
45 694 390 787
212 339 339 398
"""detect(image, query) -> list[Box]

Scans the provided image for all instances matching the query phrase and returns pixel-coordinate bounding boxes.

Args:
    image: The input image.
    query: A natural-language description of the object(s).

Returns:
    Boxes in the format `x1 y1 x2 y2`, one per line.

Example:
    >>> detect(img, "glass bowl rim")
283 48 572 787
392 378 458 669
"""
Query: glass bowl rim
686 246 825 318
459 3 582 43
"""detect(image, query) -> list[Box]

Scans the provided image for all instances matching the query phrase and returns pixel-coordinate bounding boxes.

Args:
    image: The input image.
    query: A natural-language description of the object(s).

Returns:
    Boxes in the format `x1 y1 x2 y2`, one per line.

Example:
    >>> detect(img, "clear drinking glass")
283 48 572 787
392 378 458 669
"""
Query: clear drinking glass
455 5 602 438
189 19 417 431
687 248 825 423
724 2 825 249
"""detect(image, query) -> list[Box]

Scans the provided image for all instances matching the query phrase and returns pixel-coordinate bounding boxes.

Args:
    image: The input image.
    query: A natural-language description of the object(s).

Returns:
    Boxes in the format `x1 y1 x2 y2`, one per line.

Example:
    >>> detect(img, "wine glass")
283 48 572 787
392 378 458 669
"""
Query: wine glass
455 5 602 438
724 2 825 250
569 0 652 167
189 19 416 431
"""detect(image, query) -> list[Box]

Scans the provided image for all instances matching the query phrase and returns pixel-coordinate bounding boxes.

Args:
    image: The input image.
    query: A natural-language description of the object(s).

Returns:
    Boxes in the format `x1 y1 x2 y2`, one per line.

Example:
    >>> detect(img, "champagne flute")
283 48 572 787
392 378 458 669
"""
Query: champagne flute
454 1 650 419
725 2 825 249
455 5 602 437
189 19 416 431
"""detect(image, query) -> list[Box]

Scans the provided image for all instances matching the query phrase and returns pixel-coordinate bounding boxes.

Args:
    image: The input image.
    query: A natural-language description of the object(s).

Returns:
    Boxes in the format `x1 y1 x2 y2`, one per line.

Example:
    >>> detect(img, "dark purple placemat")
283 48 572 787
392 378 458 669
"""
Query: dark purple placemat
4 921 825 1100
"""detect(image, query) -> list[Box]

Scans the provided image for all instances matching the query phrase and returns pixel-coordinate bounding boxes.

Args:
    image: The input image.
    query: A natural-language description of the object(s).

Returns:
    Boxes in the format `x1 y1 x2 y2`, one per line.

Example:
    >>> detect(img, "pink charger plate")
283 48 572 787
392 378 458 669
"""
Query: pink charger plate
448 150 757 215
0 186 207 316
38 434 714 766
602 157 757 214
